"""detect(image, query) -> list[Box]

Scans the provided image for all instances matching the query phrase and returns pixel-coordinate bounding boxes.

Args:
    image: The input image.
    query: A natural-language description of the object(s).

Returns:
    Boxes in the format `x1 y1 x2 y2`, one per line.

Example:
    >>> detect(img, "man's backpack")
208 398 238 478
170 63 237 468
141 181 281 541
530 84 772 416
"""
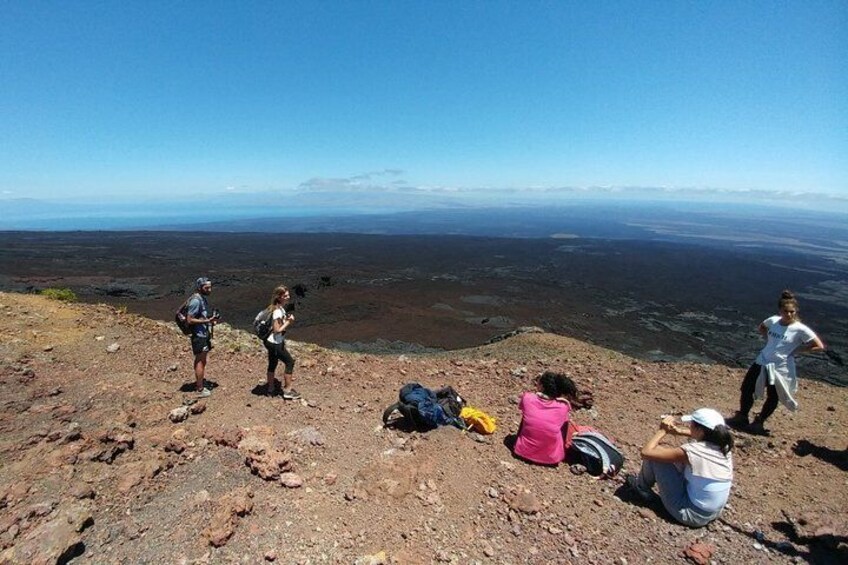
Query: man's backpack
434 385 464 420
253 308 273 340
174 294 197 336
382 383 466 430
568 430 625 477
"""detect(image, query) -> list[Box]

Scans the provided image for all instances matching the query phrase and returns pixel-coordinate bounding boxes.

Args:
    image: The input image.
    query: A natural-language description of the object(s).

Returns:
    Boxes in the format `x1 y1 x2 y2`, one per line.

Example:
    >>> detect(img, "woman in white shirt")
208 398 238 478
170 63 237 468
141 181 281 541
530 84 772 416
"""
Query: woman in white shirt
726 290 825 435
626 408 734 528
263 285 300 400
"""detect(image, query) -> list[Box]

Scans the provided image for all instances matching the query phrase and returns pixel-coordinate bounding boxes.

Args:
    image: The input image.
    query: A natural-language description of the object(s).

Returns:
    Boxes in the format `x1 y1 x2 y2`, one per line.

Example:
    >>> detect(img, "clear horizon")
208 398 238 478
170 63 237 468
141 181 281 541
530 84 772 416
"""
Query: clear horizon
1 2 846 203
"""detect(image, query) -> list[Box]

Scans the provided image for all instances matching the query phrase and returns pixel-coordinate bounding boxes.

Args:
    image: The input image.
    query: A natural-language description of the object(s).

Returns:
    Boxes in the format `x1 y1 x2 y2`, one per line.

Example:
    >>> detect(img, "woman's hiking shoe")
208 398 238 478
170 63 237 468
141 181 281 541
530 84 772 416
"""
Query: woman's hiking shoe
624 474 656 503
282 389 302 400
747 420 771 436
196 387 212 398
725 412 749 430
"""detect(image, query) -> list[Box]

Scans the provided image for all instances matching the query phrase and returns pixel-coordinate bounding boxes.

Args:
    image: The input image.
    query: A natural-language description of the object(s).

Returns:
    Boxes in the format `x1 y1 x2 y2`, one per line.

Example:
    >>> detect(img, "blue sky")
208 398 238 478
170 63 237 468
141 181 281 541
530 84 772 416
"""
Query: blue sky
1 1 846 205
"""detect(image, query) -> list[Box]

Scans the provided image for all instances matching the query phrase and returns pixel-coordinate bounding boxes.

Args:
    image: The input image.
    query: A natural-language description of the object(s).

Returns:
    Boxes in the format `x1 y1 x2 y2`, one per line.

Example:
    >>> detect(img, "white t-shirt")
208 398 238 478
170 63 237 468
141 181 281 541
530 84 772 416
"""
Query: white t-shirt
266 307 287 345
755 315 818 375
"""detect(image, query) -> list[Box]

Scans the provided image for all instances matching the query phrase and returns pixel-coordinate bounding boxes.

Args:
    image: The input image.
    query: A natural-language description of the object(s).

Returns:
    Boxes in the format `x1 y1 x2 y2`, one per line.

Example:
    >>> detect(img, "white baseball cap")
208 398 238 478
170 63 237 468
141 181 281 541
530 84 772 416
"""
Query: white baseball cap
681 408 725 430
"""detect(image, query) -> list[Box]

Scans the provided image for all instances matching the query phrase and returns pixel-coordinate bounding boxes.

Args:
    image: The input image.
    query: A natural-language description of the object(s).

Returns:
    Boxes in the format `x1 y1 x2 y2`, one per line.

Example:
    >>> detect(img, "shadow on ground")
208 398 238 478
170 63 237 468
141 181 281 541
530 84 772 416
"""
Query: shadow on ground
793 439 848 471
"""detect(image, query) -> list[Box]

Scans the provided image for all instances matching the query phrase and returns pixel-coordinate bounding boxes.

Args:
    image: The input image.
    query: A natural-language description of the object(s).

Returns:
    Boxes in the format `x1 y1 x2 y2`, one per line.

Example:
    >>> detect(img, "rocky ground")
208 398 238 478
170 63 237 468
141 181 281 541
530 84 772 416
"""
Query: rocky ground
0 291 845 564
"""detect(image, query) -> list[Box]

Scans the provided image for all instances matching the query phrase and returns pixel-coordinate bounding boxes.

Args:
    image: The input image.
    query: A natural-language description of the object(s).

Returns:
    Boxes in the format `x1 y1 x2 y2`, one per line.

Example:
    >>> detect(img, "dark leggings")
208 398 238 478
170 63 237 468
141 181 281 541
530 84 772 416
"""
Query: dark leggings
739 362 779 422
264 340 295 374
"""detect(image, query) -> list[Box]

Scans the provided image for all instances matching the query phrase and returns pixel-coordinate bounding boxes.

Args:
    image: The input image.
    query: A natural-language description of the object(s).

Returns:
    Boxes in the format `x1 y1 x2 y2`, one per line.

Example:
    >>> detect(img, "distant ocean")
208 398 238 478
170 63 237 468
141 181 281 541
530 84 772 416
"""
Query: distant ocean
4 193 847 234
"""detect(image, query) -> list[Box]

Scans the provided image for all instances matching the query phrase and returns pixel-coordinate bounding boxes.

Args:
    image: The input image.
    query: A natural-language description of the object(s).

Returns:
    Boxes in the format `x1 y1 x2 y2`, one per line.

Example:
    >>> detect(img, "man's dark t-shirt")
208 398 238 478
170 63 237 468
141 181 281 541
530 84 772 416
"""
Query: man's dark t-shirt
187 294 210 339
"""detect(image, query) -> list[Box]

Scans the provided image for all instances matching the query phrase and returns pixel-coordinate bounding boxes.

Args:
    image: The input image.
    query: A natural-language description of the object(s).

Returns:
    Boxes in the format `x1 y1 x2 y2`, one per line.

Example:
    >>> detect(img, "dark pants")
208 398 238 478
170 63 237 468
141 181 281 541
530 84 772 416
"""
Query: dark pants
739 363 779 422
264 340 295 374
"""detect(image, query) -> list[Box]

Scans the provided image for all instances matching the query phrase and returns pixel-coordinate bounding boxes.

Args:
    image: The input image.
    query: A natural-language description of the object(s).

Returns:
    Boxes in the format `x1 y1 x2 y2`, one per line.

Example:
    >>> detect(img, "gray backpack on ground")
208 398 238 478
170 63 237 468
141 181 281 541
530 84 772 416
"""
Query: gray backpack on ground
569 430 625 476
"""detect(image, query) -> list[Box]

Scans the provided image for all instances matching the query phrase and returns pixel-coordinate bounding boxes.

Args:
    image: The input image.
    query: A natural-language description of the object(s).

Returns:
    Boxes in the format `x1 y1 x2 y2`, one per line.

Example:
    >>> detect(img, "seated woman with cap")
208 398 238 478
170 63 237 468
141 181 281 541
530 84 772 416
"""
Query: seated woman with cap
625 408 734 527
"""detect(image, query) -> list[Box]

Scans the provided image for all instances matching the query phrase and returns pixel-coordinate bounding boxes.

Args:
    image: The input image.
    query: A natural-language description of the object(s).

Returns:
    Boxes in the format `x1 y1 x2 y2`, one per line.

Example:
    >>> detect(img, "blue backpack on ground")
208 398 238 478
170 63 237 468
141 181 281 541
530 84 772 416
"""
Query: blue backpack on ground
568 430 625 477
382 383 465 430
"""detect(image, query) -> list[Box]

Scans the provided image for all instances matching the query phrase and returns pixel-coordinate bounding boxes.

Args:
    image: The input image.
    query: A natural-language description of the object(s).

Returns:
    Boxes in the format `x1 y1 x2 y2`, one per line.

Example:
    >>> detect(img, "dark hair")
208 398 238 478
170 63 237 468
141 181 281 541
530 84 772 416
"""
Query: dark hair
695 423 734 455
537 371 577 399
538 372 560 398
555 374 577 399
778 289 800 319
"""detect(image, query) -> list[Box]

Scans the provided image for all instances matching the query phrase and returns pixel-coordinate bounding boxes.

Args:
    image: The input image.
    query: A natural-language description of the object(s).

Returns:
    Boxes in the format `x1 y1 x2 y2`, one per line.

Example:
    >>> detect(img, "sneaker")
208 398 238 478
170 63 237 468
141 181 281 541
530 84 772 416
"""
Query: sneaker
282 389 302 400
196 387 212 398
747 420 771 436
725 412 749 430
625 474 655 503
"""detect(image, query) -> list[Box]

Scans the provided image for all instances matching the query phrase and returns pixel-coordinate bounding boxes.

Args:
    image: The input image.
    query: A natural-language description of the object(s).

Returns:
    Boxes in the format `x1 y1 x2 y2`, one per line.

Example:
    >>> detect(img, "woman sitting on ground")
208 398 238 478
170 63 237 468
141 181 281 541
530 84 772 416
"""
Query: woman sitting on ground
513 372 576 465
626 408 733 528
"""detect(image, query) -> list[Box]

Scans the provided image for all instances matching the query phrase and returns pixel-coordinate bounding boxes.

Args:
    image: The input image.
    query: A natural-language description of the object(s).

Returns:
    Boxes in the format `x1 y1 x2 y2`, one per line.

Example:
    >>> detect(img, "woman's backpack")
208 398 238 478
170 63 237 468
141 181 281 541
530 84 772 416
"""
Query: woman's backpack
567 429 625 477
253 308 273 340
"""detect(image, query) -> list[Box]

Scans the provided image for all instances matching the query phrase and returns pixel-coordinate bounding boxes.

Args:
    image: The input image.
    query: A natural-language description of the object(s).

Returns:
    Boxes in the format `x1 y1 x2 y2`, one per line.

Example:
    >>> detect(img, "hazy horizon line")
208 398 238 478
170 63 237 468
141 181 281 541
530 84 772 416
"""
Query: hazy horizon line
3 184 847 204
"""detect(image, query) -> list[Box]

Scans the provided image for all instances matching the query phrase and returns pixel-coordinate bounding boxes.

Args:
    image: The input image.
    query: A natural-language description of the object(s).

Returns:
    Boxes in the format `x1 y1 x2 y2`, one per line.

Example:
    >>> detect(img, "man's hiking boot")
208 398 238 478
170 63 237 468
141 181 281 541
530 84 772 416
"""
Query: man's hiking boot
725 412 749 430
282 389 302 400
624 474 656 503
747 419 771 436
197 387 212 398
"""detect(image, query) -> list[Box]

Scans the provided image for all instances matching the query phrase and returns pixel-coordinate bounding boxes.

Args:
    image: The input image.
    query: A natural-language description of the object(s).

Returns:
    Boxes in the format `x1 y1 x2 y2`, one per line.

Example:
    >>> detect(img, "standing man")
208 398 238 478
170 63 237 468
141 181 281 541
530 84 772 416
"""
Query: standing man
187 277 219 397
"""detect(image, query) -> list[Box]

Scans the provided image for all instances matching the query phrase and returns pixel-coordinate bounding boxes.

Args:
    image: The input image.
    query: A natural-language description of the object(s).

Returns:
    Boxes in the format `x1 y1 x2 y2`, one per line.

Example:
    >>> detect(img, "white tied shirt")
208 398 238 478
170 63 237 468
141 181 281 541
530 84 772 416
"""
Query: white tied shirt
755 315 818 388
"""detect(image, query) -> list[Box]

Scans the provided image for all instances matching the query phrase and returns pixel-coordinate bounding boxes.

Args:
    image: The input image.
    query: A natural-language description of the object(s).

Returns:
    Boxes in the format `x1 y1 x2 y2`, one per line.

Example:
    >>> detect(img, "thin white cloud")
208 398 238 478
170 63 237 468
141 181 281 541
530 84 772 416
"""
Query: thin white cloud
298 169 410 193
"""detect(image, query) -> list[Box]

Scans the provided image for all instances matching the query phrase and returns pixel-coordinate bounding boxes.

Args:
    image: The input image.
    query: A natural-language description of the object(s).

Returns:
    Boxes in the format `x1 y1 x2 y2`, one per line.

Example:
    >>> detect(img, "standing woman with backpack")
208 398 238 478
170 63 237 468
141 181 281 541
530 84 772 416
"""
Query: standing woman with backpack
264 285 300 400
726 290 825 435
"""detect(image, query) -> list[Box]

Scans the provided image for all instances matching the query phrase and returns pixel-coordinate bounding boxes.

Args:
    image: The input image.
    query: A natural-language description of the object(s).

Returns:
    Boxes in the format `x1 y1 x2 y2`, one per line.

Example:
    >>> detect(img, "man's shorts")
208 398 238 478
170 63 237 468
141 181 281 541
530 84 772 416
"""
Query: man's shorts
191 335 212 355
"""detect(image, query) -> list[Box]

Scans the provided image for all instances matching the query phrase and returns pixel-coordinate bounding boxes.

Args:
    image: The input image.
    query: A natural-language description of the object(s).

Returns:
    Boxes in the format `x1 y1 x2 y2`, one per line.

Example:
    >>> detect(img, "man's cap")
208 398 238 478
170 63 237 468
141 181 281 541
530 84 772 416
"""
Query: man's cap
681 408 725 430
195 277 212 289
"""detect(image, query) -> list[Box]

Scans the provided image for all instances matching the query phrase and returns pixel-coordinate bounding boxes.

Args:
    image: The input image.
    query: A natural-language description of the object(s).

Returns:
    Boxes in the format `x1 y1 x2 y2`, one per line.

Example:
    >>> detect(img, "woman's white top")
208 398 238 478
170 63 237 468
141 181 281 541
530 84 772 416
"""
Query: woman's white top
755 315 818 383
266 307 286 345
681 441 733 514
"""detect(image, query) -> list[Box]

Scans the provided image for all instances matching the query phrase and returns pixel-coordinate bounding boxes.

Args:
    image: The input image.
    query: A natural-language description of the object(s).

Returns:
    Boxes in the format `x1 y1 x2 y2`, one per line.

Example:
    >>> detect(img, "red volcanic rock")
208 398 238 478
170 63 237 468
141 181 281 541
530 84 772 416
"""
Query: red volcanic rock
117 458 164 493
205 426 243 448
0 503 92 565
80 423 134 463
280 472 303 488
507 490 541 515
682 540 714 565
164 429 188 454
239 432 293 481
203 488 254 547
